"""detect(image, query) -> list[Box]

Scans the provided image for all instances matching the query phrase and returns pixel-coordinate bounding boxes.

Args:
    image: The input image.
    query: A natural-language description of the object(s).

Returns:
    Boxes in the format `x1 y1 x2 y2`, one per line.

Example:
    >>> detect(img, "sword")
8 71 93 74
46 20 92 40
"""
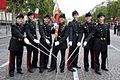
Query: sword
65 46 79 67
38 42 58 60
69 45 82 67
29 43 57 59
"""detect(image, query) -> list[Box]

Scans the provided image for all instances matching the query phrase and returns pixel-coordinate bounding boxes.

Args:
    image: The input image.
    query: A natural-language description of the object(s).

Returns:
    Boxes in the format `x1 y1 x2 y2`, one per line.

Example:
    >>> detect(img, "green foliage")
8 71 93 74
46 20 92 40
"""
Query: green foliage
79 0 120 22
6 0 54 16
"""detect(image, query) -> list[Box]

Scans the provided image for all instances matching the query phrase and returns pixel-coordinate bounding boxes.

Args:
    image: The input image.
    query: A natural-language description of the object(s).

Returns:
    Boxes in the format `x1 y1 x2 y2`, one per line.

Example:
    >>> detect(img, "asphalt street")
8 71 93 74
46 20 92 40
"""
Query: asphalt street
0 30 120 80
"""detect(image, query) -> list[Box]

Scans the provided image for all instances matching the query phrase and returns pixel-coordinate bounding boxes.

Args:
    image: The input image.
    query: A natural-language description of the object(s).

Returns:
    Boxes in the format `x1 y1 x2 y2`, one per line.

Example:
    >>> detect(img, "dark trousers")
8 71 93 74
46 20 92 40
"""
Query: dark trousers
50 46 66 70
9 51 23 73
94 50 107 71
84 48 94 69
68 46 79 69
114 28 116 34
27 46 38 69
39 44 50 69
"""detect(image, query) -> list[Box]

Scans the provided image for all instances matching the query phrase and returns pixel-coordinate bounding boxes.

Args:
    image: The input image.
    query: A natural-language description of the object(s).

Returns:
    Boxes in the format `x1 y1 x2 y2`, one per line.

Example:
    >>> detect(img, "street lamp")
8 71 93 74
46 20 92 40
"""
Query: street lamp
26 0 30 12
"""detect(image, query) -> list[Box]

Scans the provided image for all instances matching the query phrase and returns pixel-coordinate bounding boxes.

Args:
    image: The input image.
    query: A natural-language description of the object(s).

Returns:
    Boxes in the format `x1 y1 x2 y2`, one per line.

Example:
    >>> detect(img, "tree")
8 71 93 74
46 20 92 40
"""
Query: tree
6 0 54 16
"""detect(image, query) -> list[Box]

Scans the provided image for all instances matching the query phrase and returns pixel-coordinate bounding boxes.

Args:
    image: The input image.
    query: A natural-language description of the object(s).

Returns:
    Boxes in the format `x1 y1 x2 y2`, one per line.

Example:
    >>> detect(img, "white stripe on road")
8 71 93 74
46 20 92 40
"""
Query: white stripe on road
0 61 9 68
73 68 79 80
110 45 120 52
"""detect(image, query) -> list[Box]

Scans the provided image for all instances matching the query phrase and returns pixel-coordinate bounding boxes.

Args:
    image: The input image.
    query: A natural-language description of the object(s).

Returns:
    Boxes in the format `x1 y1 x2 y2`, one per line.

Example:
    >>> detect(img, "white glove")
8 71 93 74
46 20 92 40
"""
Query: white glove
46 39 50 44
77 42 81 47
33 39 39 44
55 41 60 46
24 38 30 45
83 41 87 47
68 41 72 46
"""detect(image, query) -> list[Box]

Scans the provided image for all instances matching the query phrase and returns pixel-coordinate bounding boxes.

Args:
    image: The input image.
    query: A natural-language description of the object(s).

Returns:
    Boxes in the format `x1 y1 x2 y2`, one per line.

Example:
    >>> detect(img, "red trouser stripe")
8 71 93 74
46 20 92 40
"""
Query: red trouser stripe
67 48 71 69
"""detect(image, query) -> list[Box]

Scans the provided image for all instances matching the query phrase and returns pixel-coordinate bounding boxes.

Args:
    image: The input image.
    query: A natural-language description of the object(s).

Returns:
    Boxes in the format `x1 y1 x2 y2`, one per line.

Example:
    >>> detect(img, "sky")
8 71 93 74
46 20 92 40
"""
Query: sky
57 0 107 19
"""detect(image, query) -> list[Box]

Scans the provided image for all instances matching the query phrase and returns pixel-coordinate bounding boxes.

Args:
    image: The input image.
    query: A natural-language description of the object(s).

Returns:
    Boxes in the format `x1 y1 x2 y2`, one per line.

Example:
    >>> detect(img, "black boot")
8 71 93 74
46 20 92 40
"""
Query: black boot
95 70 101 75
17 71 24 74
68 68 76 72
28 68 34 73
75 66 81 69
9 72 14 77
101 68 109 71
39 68 44 73
85 68 89 72
48 67 56 72
60 68 64 73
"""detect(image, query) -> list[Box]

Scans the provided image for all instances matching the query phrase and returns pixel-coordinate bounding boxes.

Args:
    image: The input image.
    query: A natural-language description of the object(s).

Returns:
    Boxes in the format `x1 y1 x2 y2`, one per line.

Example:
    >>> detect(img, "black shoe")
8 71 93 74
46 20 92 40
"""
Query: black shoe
75 66 81 69
44 67 48 70
28 69 34 73
9 72 14 77
17 71 24 74
95 70 101 75
32 66 39 68
39 68 44 73
85 68 89 72
48 67 56 72
101 68 109 71
68 68 76 72
60 69 64 73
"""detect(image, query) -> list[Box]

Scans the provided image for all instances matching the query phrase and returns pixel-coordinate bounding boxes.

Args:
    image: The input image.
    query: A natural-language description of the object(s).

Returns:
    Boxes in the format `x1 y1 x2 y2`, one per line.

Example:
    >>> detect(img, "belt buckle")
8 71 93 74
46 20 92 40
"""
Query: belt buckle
101 38 103 40
103 38 106 40
76 33 78 36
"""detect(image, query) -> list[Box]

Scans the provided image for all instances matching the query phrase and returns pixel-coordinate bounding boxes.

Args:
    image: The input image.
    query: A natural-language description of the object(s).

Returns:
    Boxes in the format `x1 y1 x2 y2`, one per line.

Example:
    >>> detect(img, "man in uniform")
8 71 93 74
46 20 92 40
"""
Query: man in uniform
117 22 120 36
8 14 30 77
25 12 39 73
48 14 69 73
83 12 110 75
68 10 83 72
81 12 95 72
39 15 52 73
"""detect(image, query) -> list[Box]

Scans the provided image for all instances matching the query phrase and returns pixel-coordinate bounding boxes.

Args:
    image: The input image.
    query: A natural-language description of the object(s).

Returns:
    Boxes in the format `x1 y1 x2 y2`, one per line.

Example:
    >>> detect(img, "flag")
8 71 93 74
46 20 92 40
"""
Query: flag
34 8 39 19
53 0 59 24
53 0 60 35
0 0 6 10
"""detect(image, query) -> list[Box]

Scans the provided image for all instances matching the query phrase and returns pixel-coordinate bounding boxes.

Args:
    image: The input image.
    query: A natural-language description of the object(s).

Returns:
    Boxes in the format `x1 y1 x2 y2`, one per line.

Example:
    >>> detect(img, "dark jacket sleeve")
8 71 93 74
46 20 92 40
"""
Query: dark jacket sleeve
78 26 84 42
39 25 46 41
85 26 96 42
25 23 35 40
68 22 73 41
59 26 69 43
11 25 24 40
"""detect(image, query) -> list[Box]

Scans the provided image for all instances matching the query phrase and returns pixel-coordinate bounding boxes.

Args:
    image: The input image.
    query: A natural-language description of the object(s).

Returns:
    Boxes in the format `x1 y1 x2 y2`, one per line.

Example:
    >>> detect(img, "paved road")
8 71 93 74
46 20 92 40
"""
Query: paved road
0 30 120 80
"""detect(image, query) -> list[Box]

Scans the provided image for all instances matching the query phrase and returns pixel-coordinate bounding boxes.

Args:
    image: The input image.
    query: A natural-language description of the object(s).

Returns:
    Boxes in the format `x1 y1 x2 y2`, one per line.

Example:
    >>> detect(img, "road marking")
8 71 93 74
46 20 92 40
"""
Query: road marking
73 68 79 80
0 60 9 68
110 45 120 52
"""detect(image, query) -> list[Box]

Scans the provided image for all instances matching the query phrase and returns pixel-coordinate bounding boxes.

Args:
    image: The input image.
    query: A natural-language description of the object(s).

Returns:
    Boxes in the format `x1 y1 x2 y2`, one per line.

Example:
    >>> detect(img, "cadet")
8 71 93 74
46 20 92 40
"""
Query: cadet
48 14 69 73
68 10 82 72
25 12 39 73
83 12 110 75
39 15 52 73
117 22 120 36
82 12 95 72
8 14 30 77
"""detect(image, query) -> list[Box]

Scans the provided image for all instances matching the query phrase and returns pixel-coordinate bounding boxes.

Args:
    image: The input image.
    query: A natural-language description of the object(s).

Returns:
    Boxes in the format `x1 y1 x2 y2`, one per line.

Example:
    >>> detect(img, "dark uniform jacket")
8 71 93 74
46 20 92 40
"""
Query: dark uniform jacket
54 22 69 49
25 20 37 45
85 23 110 52
8 23 25 52
82 22 95 49
117 23 120 31
69 20 83 47
39 23 52 47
